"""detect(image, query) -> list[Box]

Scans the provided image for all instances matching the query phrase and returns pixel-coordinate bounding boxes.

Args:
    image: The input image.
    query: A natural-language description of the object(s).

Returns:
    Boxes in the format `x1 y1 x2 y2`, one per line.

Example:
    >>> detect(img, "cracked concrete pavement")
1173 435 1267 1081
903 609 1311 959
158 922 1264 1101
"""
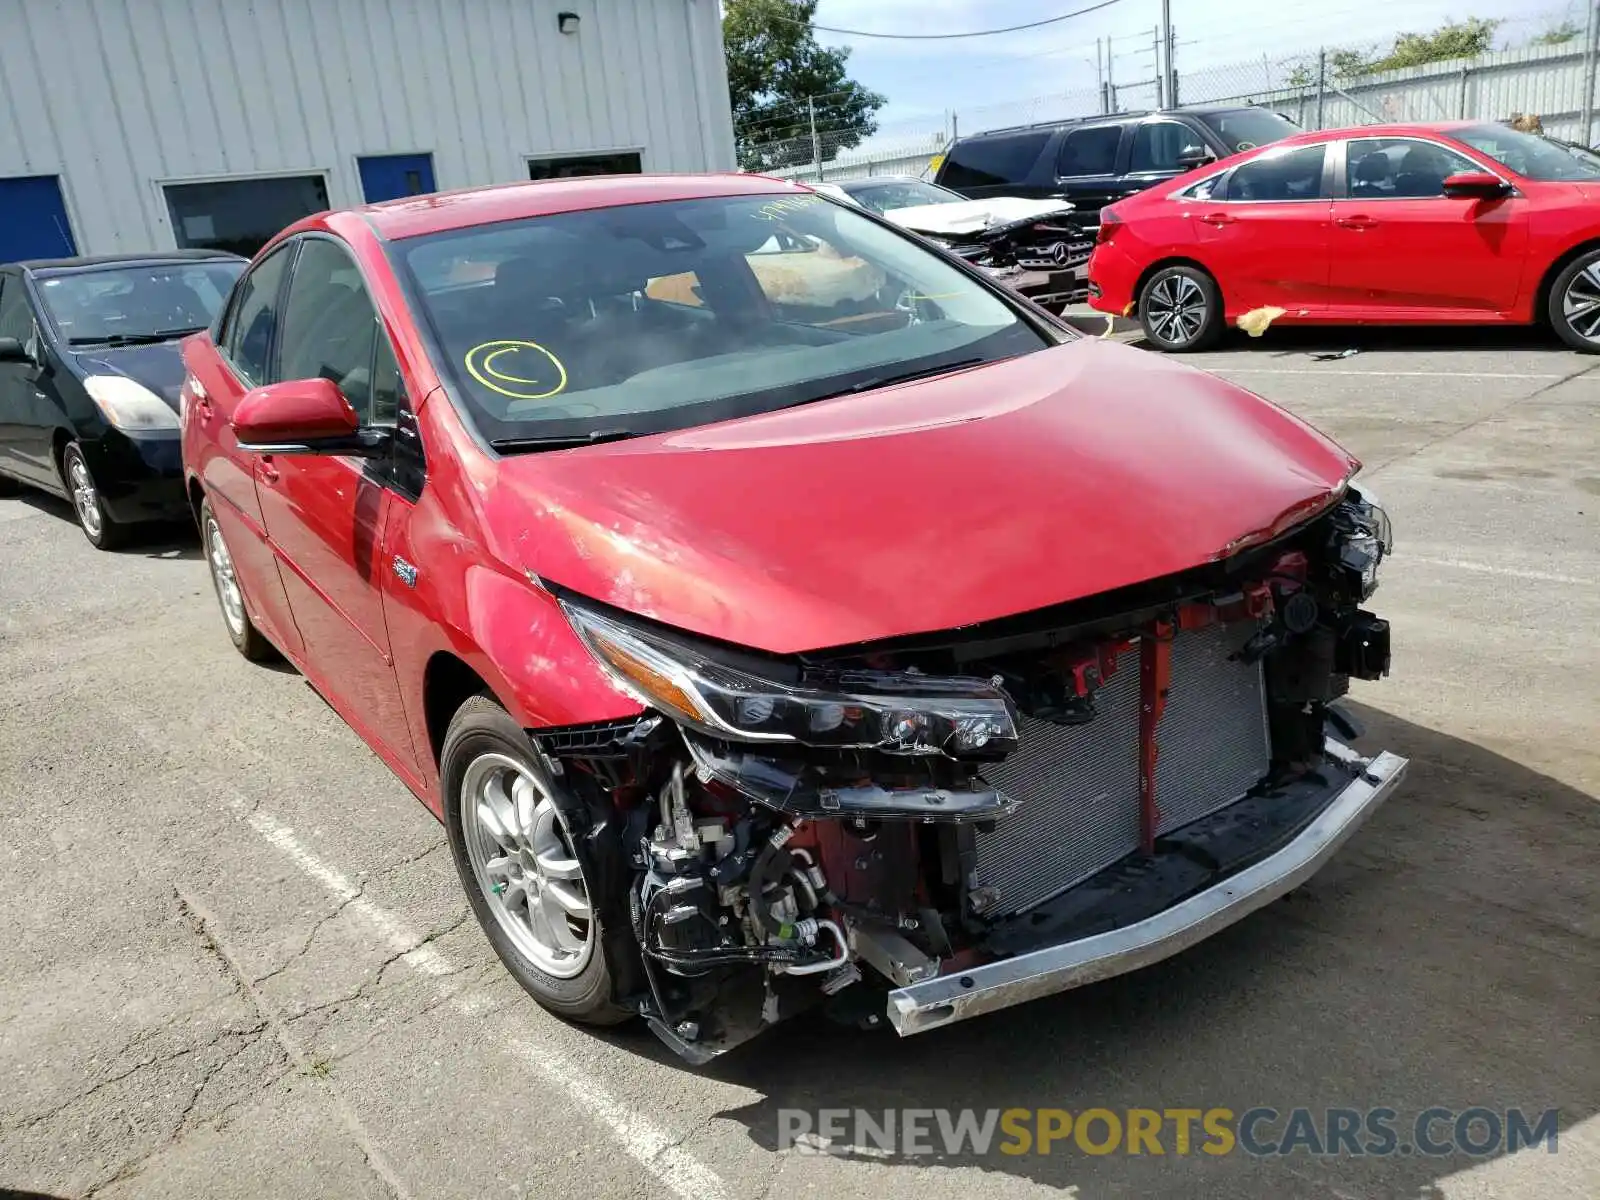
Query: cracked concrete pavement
1 325 1597 1198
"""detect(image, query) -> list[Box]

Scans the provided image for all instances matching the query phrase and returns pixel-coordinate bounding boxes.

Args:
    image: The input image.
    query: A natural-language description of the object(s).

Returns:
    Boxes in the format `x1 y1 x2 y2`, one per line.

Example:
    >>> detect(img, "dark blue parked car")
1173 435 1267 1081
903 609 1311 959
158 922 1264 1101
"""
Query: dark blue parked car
0 252 245 548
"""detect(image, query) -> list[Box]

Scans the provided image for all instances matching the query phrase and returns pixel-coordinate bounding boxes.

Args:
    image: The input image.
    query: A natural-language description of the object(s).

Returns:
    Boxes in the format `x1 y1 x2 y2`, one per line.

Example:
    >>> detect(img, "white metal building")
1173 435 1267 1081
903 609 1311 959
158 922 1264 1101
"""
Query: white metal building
0 0 735 262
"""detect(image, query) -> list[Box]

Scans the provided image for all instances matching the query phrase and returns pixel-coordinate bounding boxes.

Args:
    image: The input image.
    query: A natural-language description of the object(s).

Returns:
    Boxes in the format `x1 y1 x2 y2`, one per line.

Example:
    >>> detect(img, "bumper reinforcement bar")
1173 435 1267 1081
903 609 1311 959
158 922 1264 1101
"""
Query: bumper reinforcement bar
885 747 1408 1035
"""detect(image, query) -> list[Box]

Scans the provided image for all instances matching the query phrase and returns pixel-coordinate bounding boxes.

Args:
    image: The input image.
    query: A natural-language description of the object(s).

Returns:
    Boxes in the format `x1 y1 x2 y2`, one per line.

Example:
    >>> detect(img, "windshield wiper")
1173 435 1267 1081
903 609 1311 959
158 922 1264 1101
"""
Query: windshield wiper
490 429 637 453
798 357 986 406
68 327 207 347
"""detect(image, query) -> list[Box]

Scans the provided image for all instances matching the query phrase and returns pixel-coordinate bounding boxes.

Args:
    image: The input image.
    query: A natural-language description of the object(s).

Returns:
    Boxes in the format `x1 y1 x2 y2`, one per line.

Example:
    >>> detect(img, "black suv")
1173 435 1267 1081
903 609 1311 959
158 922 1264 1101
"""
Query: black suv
935 105 1300 222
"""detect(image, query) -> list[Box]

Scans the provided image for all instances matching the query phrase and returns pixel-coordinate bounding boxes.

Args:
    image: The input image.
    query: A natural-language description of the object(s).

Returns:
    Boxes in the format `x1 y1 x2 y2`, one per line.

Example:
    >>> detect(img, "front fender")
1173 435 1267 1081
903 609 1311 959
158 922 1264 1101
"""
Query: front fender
384 497 644 803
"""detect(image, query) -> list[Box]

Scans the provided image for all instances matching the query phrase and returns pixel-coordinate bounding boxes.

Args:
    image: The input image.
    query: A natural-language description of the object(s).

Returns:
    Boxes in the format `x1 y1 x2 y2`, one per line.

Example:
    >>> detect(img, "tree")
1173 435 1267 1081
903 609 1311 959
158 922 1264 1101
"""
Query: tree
723 0 886 172
1331 18 1501 77
1531 21 1582 46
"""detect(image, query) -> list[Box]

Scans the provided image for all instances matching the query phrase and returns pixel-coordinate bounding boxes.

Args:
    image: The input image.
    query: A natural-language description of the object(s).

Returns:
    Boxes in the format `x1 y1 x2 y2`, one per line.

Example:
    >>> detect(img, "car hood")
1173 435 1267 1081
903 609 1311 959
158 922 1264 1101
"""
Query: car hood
493 339 1357 654
68 341 188 409
882 197 1076 238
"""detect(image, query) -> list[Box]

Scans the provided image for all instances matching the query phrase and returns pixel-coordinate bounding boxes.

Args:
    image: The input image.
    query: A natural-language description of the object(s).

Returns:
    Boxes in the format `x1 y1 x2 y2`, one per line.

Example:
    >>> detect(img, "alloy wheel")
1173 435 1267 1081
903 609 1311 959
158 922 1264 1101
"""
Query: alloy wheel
1146 273 1209 346
1562 262 1600 344
460 752 595 978
66 452 103 540
205 515 247 639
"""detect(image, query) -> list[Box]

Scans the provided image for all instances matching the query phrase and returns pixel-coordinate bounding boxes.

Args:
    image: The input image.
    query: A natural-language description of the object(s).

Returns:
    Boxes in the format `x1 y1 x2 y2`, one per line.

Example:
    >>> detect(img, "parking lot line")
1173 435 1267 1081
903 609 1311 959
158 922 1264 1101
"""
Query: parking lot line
217 783 733 1200
1405 556 1594 587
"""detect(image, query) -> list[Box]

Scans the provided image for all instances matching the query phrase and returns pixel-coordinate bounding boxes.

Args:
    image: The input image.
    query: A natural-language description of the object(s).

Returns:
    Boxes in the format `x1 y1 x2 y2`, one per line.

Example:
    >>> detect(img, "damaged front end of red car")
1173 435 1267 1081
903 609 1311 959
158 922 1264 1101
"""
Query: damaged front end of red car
527 484 1404 1062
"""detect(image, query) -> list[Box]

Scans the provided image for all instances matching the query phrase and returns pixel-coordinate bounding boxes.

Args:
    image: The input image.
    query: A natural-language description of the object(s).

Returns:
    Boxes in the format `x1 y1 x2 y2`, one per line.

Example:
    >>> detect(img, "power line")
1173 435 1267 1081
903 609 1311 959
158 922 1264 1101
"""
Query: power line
781 0 1129 40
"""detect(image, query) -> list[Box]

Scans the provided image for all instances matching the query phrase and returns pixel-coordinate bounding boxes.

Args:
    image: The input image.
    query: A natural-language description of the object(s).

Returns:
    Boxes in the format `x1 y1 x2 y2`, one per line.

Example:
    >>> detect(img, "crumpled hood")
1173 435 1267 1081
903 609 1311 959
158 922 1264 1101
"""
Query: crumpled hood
68 341 188 408
883 197 1076 238
493 339 1356 654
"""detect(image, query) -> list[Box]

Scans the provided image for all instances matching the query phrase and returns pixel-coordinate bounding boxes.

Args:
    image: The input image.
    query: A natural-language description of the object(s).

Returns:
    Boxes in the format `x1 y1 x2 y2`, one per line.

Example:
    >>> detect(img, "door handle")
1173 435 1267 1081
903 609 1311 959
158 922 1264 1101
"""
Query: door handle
1200 212 1236 227
258 456 280 485
1337 215 1378 230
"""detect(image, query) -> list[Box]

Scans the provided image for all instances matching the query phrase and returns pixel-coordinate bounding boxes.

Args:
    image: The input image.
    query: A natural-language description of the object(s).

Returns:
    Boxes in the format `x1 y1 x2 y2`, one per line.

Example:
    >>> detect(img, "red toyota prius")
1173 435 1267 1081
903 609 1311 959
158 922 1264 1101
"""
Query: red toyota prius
181 174 1404 1060
1088 121 1600 351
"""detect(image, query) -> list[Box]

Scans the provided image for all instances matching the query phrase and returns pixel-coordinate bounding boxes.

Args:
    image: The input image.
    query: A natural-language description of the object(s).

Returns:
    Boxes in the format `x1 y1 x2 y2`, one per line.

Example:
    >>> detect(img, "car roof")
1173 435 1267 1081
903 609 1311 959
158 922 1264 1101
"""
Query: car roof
13 250 246 275
835 176 927 189
328 173 811 242
960 105 1288 140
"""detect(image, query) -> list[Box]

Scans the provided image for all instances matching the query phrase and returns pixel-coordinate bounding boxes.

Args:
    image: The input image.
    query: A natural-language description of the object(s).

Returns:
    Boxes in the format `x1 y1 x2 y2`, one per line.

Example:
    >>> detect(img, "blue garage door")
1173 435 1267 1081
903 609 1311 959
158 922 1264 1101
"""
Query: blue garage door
357 154 437 203
0 176 78 264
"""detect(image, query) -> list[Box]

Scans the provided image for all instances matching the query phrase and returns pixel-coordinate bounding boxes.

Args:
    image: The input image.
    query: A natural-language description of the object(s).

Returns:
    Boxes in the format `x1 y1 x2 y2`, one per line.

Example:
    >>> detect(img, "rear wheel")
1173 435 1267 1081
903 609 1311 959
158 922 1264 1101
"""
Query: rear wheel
1549 250 1600 352
61 442 129 550
442 695 632 1025
1138 265 1223 352
200 498 276 661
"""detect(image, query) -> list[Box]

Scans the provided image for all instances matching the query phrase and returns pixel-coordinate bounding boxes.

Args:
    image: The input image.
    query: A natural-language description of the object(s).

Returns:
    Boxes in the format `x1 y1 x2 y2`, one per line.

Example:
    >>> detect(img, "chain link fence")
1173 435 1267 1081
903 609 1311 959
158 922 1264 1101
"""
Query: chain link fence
749 25 1591 183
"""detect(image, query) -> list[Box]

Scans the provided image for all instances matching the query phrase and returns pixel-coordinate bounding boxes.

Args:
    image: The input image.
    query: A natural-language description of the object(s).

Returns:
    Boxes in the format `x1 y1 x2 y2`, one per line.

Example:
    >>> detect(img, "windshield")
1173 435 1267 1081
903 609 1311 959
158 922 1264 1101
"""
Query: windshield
1198 108 1299 153
37 261 243 343
1451 124 1600 181
393 193 1051 446
845 180 968 214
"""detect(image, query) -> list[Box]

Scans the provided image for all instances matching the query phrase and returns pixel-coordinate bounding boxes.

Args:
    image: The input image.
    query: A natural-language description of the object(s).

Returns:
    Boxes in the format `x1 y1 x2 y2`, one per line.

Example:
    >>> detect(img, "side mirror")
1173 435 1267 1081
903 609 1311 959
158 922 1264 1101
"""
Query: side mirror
0 336 30 364
1442 171 1510 199
231 377 383 456
1177 147 1217 169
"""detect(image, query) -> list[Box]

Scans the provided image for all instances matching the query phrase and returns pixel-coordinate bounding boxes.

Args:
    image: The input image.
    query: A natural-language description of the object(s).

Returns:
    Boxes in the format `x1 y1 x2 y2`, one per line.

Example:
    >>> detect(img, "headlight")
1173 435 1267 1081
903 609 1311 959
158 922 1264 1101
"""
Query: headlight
1333 482 1393 599
84 375 179 431
562 601 1018 757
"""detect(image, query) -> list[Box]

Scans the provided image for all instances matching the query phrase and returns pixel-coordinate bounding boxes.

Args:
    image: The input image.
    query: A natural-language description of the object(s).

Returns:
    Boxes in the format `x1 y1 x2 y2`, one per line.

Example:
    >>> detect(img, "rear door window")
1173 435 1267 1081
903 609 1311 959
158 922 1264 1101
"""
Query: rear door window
940 131 1051 188
1222 145 1328 202
1057 125 1123 177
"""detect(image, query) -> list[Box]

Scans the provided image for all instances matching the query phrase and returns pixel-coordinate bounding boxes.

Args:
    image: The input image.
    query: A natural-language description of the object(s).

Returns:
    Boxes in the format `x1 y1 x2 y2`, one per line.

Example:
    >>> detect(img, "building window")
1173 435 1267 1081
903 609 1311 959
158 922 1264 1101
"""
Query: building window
527 151 642 180
164 175 330 257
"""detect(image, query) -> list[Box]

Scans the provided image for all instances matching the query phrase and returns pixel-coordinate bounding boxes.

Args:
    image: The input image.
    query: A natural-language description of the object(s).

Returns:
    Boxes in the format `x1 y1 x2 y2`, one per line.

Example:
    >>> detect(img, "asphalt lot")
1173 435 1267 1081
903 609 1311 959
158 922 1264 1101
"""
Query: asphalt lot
2 324 1597 1199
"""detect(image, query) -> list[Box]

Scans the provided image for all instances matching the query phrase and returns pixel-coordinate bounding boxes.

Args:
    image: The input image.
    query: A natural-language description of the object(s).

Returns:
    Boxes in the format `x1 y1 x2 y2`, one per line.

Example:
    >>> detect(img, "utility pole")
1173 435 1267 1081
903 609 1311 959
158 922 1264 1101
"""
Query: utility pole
1168 23 1179 106
1153 27 1165 108
1096 37 1106 114
1584 1 1599 146
1106 35 1118 112
1160 0 1173 107
1315 48 1327 130
808 96 822 178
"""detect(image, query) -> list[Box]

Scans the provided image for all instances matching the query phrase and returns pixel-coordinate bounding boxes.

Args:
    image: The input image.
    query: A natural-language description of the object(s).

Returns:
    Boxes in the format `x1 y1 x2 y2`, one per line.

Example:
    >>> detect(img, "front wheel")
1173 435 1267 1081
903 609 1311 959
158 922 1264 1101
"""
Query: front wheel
61 442 129 550
442 695 633 1025
1138 265 1224 352
200 498 277 662
1549 250 1600 352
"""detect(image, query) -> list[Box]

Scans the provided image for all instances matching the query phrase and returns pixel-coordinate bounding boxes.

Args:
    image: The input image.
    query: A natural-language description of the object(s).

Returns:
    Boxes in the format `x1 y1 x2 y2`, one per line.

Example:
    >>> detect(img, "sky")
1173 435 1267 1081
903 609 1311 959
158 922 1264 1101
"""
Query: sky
806 0 1580 138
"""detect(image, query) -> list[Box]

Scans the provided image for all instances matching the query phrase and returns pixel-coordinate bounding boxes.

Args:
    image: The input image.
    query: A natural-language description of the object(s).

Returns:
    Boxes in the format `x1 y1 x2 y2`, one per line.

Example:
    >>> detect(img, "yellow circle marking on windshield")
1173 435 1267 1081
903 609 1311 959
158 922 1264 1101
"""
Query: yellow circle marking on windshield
464 340 568 400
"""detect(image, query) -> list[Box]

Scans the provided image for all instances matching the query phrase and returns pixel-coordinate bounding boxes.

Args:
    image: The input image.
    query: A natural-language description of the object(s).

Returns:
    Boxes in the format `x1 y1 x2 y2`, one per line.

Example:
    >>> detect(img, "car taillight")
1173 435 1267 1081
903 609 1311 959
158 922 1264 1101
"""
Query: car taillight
1097 209 1121 243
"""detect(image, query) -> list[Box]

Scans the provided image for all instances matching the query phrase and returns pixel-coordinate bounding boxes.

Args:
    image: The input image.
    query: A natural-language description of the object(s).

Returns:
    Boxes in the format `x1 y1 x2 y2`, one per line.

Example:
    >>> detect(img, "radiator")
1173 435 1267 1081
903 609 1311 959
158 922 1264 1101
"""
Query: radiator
974 621 1271 915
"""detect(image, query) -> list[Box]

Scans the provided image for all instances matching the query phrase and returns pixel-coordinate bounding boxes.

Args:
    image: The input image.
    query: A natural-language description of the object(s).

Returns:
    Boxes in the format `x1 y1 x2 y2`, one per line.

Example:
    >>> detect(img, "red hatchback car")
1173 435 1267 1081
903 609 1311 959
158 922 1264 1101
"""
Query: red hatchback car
181 174 1404 1060
1088 121 1600 351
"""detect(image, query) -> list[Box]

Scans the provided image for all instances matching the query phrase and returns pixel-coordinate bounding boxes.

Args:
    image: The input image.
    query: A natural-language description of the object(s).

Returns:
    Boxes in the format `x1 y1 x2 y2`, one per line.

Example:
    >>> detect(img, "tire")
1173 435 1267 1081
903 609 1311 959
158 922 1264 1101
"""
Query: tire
199 498 277 662
61 442 130 550
1548 250 1600 352
1138 264 1224 352
442 694 633 1025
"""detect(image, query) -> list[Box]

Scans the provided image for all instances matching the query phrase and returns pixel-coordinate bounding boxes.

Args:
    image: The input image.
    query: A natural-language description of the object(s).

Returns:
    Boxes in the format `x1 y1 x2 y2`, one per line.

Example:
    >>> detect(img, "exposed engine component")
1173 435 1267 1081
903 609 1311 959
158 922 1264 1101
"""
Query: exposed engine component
538 481 1399 1061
